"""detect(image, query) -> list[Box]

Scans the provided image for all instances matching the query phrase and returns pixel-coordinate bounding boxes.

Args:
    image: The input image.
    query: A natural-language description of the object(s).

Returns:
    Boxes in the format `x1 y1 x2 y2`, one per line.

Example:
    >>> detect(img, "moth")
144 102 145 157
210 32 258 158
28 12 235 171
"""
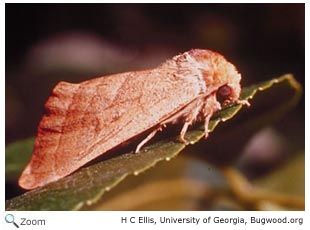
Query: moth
19 49 249 190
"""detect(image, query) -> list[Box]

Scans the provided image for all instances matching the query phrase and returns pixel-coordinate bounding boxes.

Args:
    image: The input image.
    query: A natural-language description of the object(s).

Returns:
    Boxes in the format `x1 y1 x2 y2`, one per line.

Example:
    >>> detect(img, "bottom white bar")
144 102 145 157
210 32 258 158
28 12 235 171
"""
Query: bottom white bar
2 211 308 230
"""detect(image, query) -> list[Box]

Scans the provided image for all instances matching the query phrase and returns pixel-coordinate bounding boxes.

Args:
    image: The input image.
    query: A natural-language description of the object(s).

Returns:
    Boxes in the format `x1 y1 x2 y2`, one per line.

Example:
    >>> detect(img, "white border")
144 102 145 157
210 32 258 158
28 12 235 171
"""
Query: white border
304 0 308 212
2 1 308 230
2 0 308 3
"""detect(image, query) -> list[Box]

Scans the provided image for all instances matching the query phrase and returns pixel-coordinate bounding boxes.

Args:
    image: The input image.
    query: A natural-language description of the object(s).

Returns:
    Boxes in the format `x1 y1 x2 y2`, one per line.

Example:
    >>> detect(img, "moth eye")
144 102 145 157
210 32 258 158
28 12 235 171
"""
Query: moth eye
216 84 232 105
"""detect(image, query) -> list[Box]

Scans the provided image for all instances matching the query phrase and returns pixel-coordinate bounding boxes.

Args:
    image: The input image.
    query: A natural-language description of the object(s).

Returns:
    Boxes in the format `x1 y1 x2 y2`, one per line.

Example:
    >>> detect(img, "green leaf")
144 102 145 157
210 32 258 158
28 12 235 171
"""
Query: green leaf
5 137 34 181
5 74 302 210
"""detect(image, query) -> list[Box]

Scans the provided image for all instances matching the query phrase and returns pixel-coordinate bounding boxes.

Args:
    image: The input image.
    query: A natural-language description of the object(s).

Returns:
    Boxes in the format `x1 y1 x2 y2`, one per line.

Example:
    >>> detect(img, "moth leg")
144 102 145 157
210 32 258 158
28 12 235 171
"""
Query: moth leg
203 114 212 139
179 101 204 144
237 99 251 107
135 125 165 153
202 94 221 139
179 121 191 144
136 97 202 152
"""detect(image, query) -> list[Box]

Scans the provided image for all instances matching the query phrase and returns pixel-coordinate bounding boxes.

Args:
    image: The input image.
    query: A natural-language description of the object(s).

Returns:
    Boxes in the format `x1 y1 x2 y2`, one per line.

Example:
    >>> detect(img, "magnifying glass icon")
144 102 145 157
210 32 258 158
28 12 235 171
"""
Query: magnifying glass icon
5 214 19 228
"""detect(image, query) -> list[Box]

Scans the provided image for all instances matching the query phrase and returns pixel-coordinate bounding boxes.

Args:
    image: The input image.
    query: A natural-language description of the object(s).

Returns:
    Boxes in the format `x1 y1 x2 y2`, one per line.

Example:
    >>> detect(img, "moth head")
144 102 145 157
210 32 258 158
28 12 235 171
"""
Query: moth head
213 56 242 106
187 49 242 105
216 84 239 106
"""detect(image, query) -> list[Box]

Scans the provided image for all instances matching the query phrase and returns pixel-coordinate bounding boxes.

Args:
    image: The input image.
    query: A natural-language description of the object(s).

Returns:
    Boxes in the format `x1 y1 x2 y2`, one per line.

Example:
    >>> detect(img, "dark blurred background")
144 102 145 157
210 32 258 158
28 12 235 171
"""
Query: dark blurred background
6 4 304 144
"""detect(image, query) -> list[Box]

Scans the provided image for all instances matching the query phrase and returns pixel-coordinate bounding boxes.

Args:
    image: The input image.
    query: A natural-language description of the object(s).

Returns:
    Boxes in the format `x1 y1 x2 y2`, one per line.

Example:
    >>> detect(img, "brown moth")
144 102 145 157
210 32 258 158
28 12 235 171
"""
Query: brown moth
19 49 249 190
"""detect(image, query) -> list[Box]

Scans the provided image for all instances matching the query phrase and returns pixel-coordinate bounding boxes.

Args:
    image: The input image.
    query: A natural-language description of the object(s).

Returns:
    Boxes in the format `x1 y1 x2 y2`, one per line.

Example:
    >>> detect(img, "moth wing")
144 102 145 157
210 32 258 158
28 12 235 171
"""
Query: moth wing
19 69 202 189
